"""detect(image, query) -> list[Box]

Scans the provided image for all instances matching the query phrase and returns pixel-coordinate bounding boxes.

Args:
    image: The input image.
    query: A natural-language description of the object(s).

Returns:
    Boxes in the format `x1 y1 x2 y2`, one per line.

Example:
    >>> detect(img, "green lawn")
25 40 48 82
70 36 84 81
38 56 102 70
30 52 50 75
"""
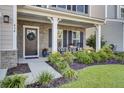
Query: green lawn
61 64 124 88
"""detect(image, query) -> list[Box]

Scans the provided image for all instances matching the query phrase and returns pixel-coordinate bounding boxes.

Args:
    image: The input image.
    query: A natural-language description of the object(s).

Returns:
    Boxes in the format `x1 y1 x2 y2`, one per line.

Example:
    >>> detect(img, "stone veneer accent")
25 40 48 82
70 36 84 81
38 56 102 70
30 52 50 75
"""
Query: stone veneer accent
0 50 17 69
17 20 85 58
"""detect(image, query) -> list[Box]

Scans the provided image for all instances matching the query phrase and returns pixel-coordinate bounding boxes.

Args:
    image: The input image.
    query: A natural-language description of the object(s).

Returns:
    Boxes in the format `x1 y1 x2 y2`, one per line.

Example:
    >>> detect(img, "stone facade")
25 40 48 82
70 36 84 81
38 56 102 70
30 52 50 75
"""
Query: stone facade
0 50 17 69
17 20 85 58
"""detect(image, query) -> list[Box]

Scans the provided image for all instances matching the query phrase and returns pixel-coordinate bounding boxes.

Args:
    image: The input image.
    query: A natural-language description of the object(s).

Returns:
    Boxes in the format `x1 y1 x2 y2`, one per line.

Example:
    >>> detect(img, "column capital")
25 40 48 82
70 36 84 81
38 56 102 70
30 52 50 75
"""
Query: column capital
48 17 62 23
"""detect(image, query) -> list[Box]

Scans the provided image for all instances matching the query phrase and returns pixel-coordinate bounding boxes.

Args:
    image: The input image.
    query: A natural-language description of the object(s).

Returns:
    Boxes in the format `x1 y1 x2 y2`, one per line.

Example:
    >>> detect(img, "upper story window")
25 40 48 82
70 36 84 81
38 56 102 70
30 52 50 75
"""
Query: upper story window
58 5 66 8
121 7 124 18
77 5 84 12
50 5 88 14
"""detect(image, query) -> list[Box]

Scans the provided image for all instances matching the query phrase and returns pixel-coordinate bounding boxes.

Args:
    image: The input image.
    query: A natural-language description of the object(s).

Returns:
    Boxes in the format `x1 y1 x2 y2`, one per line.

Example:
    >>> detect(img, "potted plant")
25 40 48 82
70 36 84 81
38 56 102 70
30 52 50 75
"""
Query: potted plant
42 48 48 57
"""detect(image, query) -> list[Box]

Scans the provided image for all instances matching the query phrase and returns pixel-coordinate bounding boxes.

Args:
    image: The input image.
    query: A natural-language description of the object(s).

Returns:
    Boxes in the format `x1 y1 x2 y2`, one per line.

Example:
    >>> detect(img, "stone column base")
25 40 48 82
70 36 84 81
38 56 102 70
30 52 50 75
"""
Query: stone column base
0 50 17 69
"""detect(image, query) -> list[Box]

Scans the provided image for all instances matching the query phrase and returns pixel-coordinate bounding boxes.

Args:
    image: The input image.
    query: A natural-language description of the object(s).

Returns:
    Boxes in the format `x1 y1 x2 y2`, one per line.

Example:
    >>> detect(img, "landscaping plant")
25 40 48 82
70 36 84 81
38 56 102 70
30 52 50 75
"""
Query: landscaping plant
86 34 107 49
48 52 69 72
88 52 101 63
63 52 74 65
0 75 26 88
38 72 53 86
62 68 77 79
74 51 93 64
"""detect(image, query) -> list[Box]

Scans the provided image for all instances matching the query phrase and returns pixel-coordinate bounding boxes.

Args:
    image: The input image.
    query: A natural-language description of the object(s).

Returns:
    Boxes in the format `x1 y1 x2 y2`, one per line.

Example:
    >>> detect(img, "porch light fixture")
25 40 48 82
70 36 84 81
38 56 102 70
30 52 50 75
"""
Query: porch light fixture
3 15 9 23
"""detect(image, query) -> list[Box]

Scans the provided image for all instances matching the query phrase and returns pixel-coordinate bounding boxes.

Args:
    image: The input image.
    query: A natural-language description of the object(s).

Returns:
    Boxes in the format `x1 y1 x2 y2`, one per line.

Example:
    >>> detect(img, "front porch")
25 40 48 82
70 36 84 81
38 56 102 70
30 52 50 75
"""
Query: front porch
17 5 104 58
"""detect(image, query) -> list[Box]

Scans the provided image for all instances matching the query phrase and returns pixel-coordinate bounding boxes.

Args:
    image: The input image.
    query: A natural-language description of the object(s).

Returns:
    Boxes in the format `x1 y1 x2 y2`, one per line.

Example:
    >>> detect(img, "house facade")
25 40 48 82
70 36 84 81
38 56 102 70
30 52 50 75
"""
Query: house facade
0 5 123 69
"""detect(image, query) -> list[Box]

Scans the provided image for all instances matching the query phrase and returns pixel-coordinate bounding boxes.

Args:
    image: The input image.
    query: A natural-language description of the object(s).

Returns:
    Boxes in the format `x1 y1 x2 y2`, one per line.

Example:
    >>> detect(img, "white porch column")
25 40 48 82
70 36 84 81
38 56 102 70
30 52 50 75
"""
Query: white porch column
49 17 59 52
13 5 17 50
96 24 101 52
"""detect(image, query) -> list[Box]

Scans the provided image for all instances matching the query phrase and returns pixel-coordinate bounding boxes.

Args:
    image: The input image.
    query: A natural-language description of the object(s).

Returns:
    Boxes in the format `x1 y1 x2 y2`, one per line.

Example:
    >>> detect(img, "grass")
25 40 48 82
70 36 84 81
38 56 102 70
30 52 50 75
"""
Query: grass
60 64 124 88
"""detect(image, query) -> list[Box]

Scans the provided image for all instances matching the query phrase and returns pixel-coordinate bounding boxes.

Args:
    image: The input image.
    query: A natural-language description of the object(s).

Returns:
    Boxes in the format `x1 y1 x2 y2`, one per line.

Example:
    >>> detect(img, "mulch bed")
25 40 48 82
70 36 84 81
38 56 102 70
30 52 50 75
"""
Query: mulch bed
70 59 121 70
26 77 74 88
7 63 31 76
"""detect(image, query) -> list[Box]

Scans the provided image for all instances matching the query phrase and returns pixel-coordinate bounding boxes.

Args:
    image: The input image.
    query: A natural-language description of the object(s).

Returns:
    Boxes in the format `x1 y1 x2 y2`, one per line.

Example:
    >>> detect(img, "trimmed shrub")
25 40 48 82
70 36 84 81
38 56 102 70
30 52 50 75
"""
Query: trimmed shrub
37 72 53 85
0 75 26 88
63 52 74 65
74 51 93 64
62 68 77 79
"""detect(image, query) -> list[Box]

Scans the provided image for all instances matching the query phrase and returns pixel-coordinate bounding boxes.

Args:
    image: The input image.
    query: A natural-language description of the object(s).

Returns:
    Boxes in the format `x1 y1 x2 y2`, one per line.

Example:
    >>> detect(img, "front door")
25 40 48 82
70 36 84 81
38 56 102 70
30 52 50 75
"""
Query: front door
23 26 39 58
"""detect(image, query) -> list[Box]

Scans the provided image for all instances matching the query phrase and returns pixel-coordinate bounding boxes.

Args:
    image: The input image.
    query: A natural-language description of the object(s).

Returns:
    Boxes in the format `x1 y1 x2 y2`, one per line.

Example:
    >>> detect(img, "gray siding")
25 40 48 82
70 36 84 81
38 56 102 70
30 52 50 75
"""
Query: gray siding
90 5 105 19
107 5 117 19
101 21 123 51
0 5 13 50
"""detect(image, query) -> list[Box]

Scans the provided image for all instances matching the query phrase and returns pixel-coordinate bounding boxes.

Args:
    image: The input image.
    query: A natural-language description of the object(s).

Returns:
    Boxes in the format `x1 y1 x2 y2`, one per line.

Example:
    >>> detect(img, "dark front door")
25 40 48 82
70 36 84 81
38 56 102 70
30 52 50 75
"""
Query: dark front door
25 27 38 58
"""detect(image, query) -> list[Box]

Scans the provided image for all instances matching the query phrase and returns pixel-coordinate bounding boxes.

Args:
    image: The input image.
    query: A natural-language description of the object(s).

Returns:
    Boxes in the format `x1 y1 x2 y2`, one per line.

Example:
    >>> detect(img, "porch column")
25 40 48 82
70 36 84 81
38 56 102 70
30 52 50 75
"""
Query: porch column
49 17 59 52
96 24 101 52
13 5 17 50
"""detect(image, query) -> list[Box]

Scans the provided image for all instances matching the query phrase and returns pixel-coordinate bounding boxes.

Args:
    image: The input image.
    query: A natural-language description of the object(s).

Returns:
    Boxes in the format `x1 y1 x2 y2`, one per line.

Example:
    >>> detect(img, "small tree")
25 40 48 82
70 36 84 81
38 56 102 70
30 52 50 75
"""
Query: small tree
86 34 107 49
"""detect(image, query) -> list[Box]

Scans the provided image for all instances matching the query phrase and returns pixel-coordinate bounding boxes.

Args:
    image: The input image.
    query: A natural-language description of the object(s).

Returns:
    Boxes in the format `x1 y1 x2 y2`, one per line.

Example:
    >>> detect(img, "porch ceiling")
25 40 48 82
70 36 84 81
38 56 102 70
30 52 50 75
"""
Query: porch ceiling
18 12 95 28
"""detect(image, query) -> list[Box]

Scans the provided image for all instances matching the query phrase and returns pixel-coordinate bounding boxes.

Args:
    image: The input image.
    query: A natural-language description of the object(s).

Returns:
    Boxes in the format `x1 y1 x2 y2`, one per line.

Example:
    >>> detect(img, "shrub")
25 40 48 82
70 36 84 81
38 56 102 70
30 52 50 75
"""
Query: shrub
86 34 107 49
63 52 74 65
114 52 124 63
48 52 68 71
97 51 109 62
55 61 69 72
89 52 101 63
62 68 77 79
0 75 26 88
37 72 53 85
74 51 93 64
48 52 63 64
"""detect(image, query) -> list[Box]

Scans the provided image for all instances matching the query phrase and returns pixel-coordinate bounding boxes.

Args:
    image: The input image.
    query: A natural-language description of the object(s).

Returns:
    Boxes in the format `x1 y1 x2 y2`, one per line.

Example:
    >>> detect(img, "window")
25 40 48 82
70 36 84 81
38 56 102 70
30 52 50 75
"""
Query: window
67 5 71 10
77 5 84 12
85 5 88 14
57 29 63 48
51 5 56 7
72 5 76 11
72 31 80 46
57 5 66 9
121 8 124 18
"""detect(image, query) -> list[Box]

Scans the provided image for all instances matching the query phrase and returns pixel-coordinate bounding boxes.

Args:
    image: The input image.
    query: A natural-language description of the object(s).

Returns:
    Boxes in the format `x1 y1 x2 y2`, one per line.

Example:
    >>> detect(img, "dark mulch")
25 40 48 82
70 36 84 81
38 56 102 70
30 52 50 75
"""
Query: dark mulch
70 62 88 70
70 59 121 70
7 63 31 76
26 77 74 88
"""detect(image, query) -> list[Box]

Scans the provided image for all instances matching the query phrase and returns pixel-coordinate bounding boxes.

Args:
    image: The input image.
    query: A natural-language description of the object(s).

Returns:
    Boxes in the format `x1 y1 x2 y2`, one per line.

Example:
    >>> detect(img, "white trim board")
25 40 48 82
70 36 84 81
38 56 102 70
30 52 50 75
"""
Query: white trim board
23 25 40 58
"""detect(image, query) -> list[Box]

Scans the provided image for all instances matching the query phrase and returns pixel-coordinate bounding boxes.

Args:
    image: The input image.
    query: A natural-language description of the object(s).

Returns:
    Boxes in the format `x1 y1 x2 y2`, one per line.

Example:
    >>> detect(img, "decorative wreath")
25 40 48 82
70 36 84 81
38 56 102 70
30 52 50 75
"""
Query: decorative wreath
27 32 36 41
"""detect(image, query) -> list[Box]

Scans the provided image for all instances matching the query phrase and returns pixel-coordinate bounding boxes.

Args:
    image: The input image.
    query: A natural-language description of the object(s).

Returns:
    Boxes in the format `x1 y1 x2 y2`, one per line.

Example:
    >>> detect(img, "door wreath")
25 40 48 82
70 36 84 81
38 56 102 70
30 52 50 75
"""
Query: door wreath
27 32 36 41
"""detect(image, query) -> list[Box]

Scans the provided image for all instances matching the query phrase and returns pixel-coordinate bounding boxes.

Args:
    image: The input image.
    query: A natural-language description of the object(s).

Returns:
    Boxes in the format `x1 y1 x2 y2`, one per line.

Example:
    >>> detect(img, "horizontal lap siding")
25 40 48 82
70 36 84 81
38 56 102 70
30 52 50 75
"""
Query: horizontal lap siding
0 6 13 50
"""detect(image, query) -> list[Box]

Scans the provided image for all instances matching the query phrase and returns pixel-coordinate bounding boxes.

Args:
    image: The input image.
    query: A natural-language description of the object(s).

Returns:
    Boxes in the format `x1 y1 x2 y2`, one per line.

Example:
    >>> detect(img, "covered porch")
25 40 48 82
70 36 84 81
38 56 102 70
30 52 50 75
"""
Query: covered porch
17 5 104 58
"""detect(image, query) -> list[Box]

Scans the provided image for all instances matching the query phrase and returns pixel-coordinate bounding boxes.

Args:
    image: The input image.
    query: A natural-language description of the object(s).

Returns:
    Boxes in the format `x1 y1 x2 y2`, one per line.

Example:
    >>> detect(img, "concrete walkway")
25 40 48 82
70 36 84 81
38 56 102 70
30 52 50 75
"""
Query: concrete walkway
0 69 7 81
0 58 62 85
19 58 62 84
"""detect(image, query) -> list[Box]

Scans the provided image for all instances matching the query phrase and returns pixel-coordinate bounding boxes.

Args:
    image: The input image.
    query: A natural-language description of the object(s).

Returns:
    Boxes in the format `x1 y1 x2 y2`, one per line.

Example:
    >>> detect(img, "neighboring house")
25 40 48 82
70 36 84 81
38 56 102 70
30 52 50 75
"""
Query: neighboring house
1 5 123 69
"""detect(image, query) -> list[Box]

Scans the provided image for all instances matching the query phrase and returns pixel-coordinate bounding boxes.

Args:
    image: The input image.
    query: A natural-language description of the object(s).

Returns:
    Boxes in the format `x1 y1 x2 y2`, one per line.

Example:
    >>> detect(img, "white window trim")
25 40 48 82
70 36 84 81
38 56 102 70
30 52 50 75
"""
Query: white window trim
120 6 124 19
57 29 63 48
72 31 80 46
23 25 39 58
50 5 88 15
